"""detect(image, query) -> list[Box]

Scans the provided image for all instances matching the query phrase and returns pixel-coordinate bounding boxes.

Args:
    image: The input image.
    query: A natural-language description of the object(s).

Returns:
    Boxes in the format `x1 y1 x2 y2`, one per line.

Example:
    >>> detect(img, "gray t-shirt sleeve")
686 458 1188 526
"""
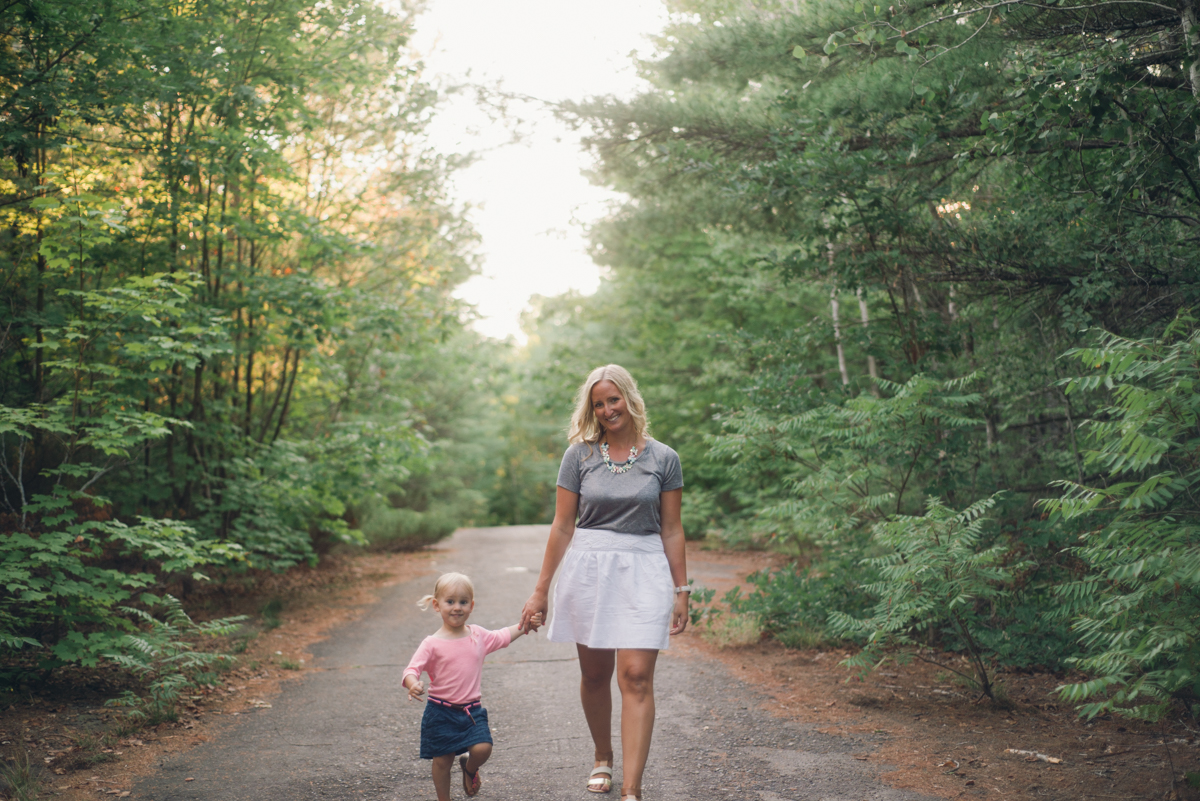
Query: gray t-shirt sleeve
660 447 683 492
556 444 584 493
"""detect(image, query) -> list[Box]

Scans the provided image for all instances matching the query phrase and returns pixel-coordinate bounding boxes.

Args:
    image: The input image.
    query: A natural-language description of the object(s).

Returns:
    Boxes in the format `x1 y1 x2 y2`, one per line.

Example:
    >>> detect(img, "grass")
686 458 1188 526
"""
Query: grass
58 732 118 771
0 747 41 801
776 623 827 650
701 612 762 648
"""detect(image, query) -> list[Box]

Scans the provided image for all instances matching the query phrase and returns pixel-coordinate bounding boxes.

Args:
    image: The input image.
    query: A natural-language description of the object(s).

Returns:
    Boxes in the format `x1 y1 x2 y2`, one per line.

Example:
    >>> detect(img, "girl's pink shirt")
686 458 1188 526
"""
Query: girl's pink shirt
402 624 512 704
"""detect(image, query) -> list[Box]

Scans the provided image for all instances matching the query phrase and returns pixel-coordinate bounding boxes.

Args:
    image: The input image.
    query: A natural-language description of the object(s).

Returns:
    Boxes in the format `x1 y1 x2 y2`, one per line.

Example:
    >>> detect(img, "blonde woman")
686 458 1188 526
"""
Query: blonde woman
519 364 689 801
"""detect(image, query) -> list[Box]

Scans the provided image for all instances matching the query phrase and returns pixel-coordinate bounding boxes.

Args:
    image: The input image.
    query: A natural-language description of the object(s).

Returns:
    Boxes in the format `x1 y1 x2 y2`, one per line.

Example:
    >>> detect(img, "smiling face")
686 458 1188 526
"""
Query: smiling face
431 582 474 632
590 379 630 438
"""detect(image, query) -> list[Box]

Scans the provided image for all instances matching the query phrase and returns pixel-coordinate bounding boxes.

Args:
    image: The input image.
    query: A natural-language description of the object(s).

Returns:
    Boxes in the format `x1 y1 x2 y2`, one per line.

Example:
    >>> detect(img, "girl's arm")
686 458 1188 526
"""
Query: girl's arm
660 488 690 635
506 612 544 640
402 672 425 700
519 486 579 632
402 639 431 700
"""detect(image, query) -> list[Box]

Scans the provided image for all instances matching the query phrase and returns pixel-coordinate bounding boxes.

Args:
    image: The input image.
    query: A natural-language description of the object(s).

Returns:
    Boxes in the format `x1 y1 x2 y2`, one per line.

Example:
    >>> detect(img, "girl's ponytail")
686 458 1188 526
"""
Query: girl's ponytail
416 594 436 611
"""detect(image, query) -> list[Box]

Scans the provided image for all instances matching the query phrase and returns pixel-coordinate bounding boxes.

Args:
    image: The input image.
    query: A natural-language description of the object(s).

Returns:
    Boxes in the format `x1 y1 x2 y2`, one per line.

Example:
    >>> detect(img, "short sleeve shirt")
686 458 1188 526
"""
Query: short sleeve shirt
401 625 511 704
556 439 683 535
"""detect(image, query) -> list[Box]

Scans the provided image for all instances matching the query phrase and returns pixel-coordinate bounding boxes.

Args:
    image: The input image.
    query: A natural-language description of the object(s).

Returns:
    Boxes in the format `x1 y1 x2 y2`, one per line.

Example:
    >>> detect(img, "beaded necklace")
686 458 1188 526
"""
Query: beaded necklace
600 441 640 474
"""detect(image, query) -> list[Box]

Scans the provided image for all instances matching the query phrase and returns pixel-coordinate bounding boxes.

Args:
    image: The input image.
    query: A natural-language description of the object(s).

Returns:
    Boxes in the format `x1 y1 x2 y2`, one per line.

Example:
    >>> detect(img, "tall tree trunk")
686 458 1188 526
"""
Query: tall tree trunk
271 351 302 444
258 347 292 443
244 314 255 438
857 289 880 395
831 286 849 386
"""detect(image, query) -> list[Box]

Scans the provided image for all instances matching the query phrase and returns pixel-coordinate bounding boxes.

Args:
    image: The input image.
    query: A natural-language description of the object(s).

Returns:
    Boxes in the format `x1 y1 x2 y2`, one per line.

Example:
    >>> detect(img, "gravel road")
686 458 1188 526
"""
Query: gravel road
133 526 937 801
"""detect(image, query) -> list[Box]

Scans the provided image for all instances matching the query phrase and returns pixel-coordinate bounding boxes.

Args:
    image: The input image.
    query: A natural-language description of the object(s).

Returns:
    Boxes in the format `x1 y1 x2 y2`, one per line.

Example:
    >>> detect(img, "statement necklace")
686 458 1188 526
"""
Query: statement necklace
601 441 639 474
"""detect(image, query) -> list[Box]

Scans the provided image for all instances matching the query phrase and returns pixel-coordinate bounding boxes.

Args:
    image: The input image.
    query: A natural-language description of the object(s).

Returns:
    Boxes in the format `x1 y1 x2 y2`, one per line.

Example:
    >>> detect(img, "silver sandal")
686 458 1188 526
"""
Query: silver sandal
587 764 613 793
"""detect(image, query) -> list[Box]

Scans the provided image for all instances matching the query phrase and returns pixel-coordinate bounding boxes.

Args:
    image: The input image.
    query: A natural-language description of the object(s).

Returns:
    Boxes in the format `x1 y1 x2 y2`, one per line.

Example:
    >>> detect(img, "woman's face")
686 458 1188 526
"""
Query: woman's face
591 379 630 437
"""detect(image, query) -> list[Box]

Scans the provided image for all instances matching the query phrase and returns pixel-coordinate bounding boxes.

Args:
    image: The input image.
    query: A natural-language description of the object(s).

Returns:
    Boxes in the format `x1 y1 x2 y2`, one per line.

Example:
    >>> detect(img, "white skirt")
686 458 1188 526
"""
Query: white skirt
546 528 673 650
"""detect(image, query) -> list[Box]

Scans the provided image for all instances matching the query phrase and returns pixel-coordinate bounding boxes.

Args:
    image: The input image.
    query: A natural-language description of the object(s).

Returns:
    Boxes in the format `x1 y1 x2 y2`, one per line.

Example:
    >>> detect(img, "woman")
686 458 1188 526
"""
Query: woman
519 364 690 801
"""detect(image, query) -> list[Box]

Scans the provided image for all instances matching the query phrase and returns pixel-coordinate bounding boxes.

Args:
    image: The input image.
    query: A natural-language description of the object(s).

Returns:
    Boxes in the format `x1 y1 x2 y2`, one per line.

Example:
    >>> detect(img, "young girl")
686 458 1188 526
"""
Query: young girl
402 572 541 800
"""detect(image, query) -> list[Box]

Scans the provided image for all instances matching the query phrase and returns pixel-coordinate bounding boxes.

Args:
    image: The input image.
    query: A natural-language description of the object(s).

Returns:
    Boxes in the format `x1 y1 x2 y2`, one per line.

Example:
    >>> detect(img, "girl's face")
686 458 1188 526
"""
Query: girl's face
591 379 630 437
432 584 474 630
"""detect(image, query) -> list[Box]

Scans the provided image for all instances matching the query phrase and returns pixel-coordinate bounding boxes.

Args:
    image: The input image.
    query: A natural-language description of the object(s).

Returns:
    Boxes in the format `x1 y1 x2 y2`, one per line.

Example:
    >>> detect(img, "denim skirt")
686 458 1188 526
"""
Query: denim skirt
419 700 492 759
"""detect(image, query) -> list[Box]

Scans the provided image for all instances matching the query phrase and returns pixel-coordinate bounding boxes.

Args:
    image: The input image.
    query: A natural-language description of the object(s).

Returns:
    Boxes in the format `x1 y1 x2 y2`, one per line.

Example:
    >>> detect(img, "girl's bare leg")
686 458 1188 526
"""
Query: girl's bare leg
616 648 659 797
431 753 454 801
577 643 616 769
463 740 492 774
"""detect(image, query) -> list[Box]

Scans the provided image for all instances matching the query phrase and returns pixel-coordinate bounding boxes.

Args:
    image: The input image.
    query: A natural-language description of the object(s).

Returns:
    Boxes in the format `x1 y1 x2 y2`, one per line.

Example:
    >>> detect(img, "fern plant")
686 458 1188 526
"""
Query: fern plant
829 494 1029 700
1042 314 1200 720
104 596 246 724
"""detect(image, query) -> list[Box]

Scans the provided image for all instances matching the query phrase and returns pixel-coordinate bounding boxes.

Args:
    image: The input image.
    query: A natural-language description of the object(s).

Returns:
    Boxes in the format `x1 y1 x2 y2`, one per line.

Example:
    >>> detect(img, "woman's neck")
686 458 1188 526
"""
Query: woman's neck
602 429 639 450
600 429 648 453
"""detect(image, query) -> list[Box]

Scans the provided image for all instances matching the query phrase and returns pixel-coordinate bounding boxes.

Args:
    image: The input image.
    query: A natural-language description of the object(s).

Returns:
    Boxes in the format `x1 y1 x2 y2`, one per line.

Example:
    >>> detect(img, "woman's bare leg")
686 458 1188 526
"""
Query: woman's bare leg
577 643 616 770
616 648 659 797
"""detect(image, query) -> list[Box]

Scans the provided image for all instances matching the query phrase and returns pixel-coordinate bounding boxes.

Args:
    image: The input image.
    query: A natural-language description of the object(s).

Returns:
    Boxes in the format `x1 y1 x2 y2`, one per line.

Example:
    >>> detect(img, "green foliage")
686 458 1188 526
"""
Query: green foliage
0 0 491 700
830 495 1029 700
727 558 879 644
0 490 243 670
104 595 245 725
1044 315 1200 720
713 373 986 549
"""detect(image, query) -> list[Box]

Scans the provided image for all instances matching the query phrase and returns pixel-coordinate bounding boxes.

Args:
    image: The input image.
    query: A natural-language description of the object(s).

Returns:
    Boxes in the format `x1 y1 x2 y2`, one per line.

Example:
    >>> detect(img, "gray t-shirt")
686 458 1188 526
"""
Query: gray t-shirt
556 439 684 536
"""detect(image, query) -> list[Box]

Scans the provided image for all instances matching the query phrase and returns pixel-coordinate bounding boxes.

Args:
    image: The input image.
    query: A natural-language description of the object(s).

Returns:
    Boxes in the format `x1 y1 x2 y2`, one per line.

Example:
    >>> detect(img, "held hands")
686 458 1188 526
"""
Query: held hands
519 591 547 635
405 679 426 702
521 611 544 634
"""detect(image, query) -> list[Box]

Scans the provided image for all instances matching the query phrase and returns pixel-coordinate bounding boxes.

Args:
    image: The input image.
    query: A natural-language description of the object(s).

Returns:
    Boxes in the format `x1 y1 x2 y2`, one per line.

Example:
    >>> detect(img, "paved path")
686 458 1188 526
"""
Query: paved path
134 526 936 800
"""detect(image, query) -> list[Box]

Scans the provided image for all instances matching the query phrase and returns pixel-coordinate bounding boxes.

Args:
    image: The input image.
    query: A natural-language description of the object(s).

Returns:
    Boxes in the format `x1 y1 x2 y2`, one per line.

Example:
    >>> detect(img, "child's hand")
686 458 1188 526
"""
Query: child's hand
406 680 426 701
524 612 544 633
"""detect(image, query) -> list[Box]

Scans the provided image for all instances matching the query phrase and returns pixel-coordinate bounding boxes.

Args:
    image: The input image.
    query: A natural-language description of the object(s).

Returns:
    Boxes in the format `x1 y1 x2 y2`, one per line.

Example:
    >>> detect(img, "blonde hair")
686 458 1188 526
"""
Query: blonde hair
417 572 474 611
567 364 649 446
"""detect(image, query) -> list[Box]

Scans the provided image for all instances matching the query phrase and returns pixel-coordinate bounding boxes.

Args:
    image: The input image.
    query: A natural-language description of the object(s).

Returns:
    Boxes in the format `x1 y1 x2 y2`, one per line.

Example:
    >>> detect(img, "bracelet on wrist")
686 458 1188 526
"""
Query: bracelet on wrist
674 585 692 594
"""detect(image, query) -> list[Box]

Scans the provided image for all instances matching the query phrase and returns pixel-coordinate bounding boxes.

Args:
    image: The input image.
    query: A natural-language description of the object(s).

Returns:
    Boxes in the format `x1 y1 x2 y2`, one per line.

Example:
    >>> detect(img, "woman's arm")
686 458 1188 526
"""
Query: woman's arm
519 486 579 632
660 488 689 635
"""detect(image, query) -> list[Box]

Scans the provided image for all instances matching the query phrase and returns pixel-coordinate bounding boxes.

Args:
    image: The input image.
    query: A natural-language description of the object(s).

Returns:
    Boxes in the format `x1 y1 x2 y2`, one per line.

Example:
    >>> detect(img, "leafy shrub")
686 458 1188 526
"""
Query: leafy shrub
104 595 245 724
357 499 459 550
829 494 1030 701
1043 316 1200 720
0 489 244 672
680 488 719 540
726 555 878 644
713 373 985 552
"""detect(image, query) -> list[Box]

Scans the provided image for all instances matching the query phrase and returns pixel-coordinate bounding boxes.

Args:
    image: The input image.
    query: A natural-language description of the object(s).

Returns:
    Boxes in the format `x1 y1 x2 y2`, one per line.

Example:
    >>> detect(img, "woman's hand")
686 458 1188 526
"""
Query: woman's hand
520 591 548 634
669 591 689 635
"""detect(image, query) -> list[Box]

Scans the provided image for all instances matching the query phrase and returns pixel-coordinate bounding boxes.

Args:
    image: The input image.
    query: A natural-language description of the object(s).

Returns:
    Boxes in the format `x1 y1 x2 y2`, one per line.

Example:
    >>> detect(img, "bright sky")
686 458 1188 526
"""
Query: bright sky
411 0 668 341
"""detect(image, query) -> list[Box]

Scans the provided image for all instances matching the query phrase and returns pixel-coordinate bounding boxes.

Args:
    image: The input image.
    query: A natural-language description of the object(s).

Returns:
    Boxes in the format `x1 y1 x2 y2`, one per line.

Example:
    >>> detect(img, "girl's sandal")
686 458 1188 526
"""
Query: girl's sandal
587 752 614 794
619 788 641 801
459 755 482 797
